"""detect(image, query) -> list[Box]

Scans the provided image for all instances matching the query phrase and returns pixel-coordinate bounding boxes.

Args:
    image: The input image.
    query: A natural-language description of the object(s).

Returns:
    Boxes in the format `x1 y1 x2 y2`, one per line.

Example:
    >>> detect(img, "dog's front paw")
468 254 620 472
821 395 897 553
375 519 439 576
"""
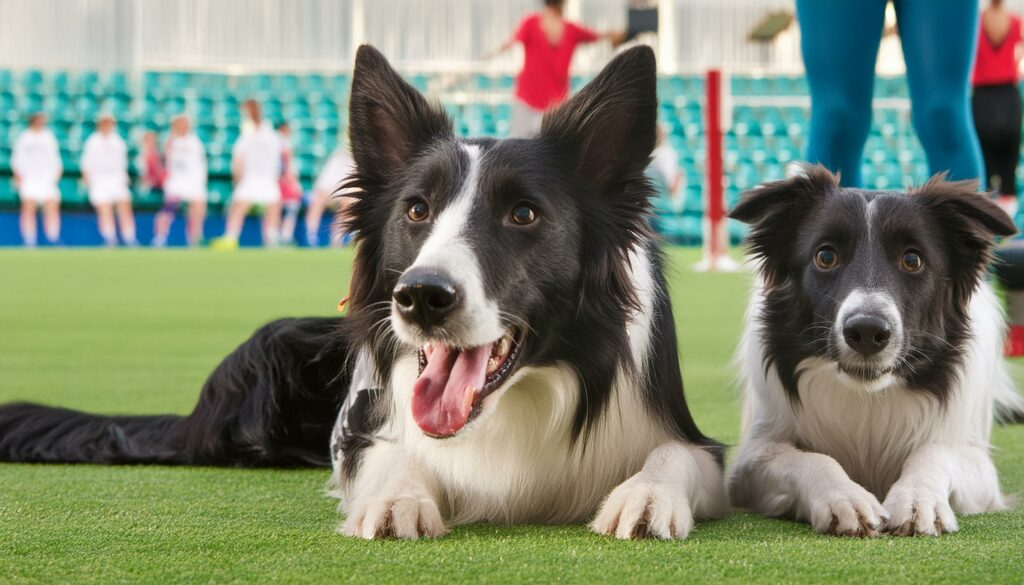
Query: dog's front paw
883 486 957 536
341 491 448 540
808 484 887 537
590 474 693 540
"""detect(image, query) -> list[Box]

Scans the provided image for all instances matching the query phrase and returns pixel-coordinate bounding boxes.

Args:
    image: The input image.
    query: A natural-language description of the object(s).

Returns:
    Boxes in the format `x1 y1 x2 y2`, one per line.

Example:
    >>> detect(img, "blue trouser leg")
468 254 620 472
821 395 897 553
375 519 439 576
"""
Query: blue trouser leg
897 0 983 182
797 0 887 187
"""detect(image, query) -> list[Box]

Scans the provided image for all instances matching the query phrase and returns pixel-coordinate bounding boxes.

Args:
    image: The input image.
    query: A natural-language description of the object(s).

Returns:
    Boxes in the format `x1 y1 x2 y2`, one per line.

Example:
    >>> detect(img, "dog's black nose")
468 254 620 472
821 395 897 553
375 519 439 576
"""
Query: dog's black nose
843 315 892 356
393 268 459 328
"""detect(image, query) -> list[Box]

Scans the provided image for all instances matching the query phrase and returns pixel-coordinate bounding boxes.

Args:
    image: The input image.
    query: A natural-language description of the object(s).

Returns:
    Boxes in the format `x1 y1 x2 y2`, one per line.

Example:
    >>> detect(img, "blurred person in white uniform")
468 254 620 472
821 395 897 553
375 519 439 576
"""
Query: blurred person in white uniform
276 121 304 246
12 112 63 246
153 115 208 247
212 100 283 249
81 114 136 246
305 145 356 247
647 125 685 212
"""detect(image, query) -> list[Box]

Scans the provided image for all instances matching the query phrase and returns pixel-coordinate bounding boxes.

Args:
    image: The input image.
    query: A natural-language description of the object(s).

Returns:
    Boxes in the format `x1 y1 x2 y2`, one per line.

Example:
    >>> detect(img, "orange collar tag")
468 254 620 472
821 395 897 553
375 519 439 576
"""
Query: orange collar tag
337 295 350 313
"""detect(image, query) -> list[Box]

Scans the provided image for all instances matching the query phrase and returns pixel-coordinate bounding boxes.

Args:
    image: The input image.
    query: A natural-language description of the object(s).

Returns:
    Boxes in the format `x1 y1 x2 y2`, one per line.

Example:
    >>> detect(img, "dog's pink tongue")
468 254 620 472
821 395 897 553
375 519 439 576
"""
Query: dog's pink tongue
412 343 490 437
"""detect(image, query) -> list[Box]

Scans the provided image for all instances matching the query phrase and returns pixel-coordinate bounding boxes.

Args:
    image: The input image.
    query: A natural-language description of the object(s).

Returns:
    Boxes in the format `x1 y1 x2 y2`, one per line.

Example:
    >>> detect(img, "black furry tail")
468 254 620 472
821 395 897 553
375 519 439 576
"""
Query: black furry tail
0 404 184 464
0 317 351 467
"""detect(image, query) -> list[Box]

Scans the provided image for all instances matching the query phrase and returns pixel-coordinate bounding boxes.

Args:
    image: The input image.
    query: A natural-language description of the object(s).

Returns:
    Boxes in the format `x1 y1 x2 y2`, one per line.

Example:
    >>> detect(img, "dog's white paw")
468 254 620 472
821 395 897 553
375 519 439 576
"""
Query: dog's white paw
883 486 958 536
590 474 693 540
808 483 887 537
341 491 448 540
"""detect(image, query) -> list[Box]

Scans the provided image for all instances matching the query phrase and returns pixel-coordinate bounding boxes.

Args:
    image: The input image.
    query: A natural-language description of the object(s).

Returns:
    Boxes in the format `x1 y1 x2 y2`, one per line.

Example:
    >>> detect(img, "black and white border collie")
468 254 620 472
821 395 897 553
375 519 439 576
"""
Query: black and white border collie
0 46 728 540
727 167 1024 537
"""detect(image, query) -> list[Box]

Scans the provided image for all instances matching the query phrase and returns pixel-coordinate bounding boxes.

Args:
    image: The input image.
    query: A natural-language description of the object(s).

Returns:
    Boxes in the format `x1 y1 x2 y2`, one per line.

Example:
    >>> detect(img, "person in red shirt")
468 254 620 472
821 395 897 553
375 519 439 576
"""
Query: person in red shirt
490 0 623 137
972 0 1023 212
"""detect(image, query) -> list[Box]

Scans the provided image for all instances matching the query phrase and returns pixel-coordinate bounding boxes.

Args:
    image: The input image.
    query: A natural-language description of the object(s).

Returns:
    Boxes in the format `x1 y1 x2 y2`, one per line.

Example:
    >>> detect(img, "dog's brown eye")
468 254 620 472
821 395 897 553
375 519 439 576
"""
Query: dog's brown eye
407 200 429 222
510 205 537 226
901 251 923 273
814 246 839 270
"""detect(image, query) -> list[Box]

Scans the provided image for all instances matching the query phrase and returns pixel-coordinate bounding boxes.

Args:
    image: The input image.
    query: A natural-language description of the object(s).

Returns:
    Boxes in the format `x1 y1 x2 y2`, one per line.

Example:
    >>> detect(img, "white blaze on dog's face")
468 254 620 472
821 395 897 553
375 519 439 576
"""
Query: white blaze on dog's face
831 288 904 389
343 45 660 439
729 167 1017 401
389 144 504 349
387 144 525 439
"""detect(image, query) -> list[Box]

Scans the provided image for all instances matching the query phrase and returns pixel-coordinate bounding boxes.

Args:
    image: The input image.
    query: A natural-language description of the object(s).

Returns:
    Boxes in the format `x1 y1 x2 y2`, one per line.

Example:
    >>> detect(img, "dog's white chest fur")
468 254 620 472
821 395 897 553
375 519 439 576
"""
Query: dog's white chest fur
788 359 947 496
386 358 670 524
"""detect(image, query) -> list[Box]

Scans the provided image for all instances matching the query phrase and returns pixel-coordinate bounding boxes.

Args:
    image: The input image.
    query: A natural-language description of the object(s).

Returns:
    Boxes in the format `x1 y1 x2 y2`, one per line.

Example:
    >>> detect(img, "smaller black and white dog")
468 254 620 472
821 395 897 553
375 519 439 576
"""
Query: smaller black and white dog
727 167 1024 536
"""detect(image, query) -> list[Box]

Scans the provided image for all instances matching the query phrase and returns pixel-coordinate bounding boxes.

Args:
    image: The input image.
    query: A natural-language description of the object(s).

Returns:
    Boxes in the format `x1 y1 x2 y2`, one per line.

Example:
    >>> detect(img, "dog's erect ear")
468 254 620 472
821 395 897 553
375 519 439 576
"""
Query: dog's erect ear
729 165 837 288
914 174 1017 306
540 46 658 197
348 45 452 185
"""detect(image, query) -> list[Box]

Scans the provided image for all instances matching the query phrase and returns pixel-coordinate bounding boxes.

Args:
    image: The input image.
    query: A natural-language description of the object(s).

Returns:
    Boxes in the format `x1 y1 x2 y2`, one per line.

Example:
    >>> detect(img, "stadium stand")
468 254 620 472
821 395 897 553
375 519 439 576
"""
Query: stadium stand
0 68 1015 244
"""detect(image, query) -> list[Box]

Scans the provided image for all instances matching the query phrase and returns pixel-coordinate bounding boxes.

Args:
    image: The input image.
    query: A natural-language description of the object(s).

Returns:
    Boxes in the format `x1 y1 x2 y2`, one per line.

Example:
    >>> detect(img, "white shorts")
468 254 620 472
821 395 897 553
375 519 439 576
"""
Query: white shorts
509 99 544 139
88 176 131 205
233 177 281 205
164 175 207 202
18 178 60 203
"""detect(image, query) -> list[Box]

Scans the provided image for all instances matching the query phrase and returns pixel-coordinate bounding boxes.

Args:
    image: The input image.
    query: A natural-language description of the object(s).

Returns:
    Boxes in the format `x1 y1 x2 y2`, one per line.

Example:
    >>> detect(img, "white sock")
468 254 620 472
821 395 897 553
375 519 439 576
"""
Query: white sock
263 230 279 248
99 225 117 246
44 225 60 243
23 229 37 247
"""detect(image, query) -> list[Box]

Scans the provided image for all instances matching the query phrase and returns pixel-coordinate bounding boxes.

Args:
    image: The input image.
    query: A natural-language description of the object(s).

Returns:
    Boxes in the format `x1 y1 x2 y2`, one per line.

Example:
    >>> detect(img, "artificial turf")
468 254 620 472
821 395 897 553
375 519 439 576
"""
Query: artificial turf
0 248 1022 584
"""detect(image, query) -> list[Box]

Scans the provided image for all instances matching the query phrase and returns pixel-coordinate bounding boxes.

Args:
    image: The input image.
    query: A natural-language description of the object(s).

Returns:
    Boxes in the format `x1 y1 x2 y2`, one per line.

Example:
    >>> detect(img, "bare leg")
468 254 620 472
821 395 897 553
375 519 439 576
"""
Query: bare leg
19 200 38 247
305 189 331 246
262 202 282 247
186 200 206 247
280 201 300 245
42 199 61 244
95 203 117 246
152 200 177 247
115 200 137 245
223 201 251 241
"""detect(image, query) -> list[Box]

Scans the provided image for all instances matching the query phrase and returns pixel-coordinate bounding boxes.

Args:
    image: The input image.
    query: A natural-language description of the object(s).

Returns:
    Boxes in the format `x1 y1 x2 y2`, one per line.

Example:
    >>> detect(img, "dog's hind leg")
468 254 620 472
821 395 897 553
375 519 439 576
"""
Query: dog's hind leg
590 441 725 540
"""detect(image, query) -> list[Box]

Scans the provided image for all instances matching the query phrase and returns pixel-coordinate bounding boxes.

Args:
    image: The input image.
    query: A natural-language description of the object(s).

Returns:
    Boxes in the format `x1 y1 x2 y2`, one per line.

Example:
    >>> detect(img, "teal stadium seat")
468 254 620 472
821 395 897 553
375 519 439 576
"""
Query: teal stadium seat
0 178 16 206
59 178 88 208
0 68 979 237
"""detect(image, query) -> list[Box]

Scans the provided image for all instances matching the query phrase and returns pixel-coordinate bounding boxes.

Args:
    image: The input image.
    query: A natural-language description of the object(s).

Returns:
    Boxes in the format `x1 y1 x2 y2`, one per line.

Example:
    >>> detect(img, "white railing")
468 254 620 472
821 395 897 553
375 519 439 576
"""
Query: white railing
0 0 811 74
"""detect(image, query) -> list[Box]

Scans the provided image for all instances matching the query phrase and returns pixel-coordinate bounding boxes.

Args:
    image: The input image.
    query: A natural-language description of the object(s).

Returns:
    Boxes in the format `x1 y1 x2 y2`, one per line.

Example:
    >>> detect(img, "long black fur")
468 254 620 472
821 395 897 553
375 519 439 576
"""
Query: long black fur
0 317 350 466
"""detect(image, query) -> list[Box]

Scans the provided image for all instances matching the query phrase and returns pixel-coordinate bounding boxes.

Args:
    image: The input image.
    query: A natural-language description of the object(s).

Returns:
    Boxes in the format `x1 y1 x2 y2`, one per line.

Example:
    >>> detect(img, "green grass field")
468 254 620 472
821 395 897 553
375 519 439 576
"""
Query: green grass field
1 248 1022 584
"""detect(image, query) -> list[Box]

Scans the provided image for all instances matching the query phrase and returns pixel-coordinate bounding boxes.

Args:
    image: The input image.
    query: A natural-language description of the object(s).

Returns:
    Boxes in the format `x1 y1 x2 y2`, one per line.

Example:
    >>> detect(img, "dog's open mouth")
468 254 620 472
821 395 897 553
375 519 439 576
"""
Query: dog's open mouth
411 328 524 438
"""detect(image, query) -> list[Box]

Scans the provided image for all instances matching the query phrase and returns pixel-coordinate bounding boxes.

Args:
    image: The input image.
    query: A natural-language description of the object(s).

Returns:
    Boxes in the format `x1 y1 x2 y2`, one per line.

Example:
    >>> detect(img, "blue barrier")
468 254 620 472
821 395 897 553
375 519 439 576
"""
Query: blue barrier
0 211 336 248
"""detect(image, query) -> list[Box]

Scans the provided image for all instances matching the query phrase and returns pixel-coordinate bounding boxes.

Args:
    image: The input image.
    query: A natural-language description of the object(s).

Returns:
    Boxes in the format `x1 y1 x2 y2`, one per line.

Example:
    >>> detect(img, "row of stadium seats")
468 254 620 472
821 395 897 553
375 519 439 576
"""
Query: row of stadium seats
0 68 1019 243
0 68 917 101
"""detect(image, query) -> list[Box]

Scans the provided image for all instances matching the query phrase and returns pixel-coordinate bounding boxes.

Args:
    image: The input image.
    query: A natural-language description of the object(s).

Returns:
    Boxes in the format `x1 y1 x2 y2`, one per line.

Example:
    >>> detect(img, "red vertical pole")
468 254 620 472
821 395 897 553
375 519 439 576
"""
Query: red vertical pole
705 69 724 271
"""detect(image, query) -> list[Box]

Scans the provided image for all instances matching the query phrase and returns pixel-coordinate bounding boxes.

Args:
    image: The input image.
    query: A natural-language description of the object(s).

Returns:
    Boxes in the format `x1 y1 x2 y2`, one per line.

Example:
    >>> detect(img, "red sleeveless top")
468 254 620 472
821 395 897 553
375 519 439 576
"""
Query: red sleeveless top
973 14 1022 87
513 14 599 111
